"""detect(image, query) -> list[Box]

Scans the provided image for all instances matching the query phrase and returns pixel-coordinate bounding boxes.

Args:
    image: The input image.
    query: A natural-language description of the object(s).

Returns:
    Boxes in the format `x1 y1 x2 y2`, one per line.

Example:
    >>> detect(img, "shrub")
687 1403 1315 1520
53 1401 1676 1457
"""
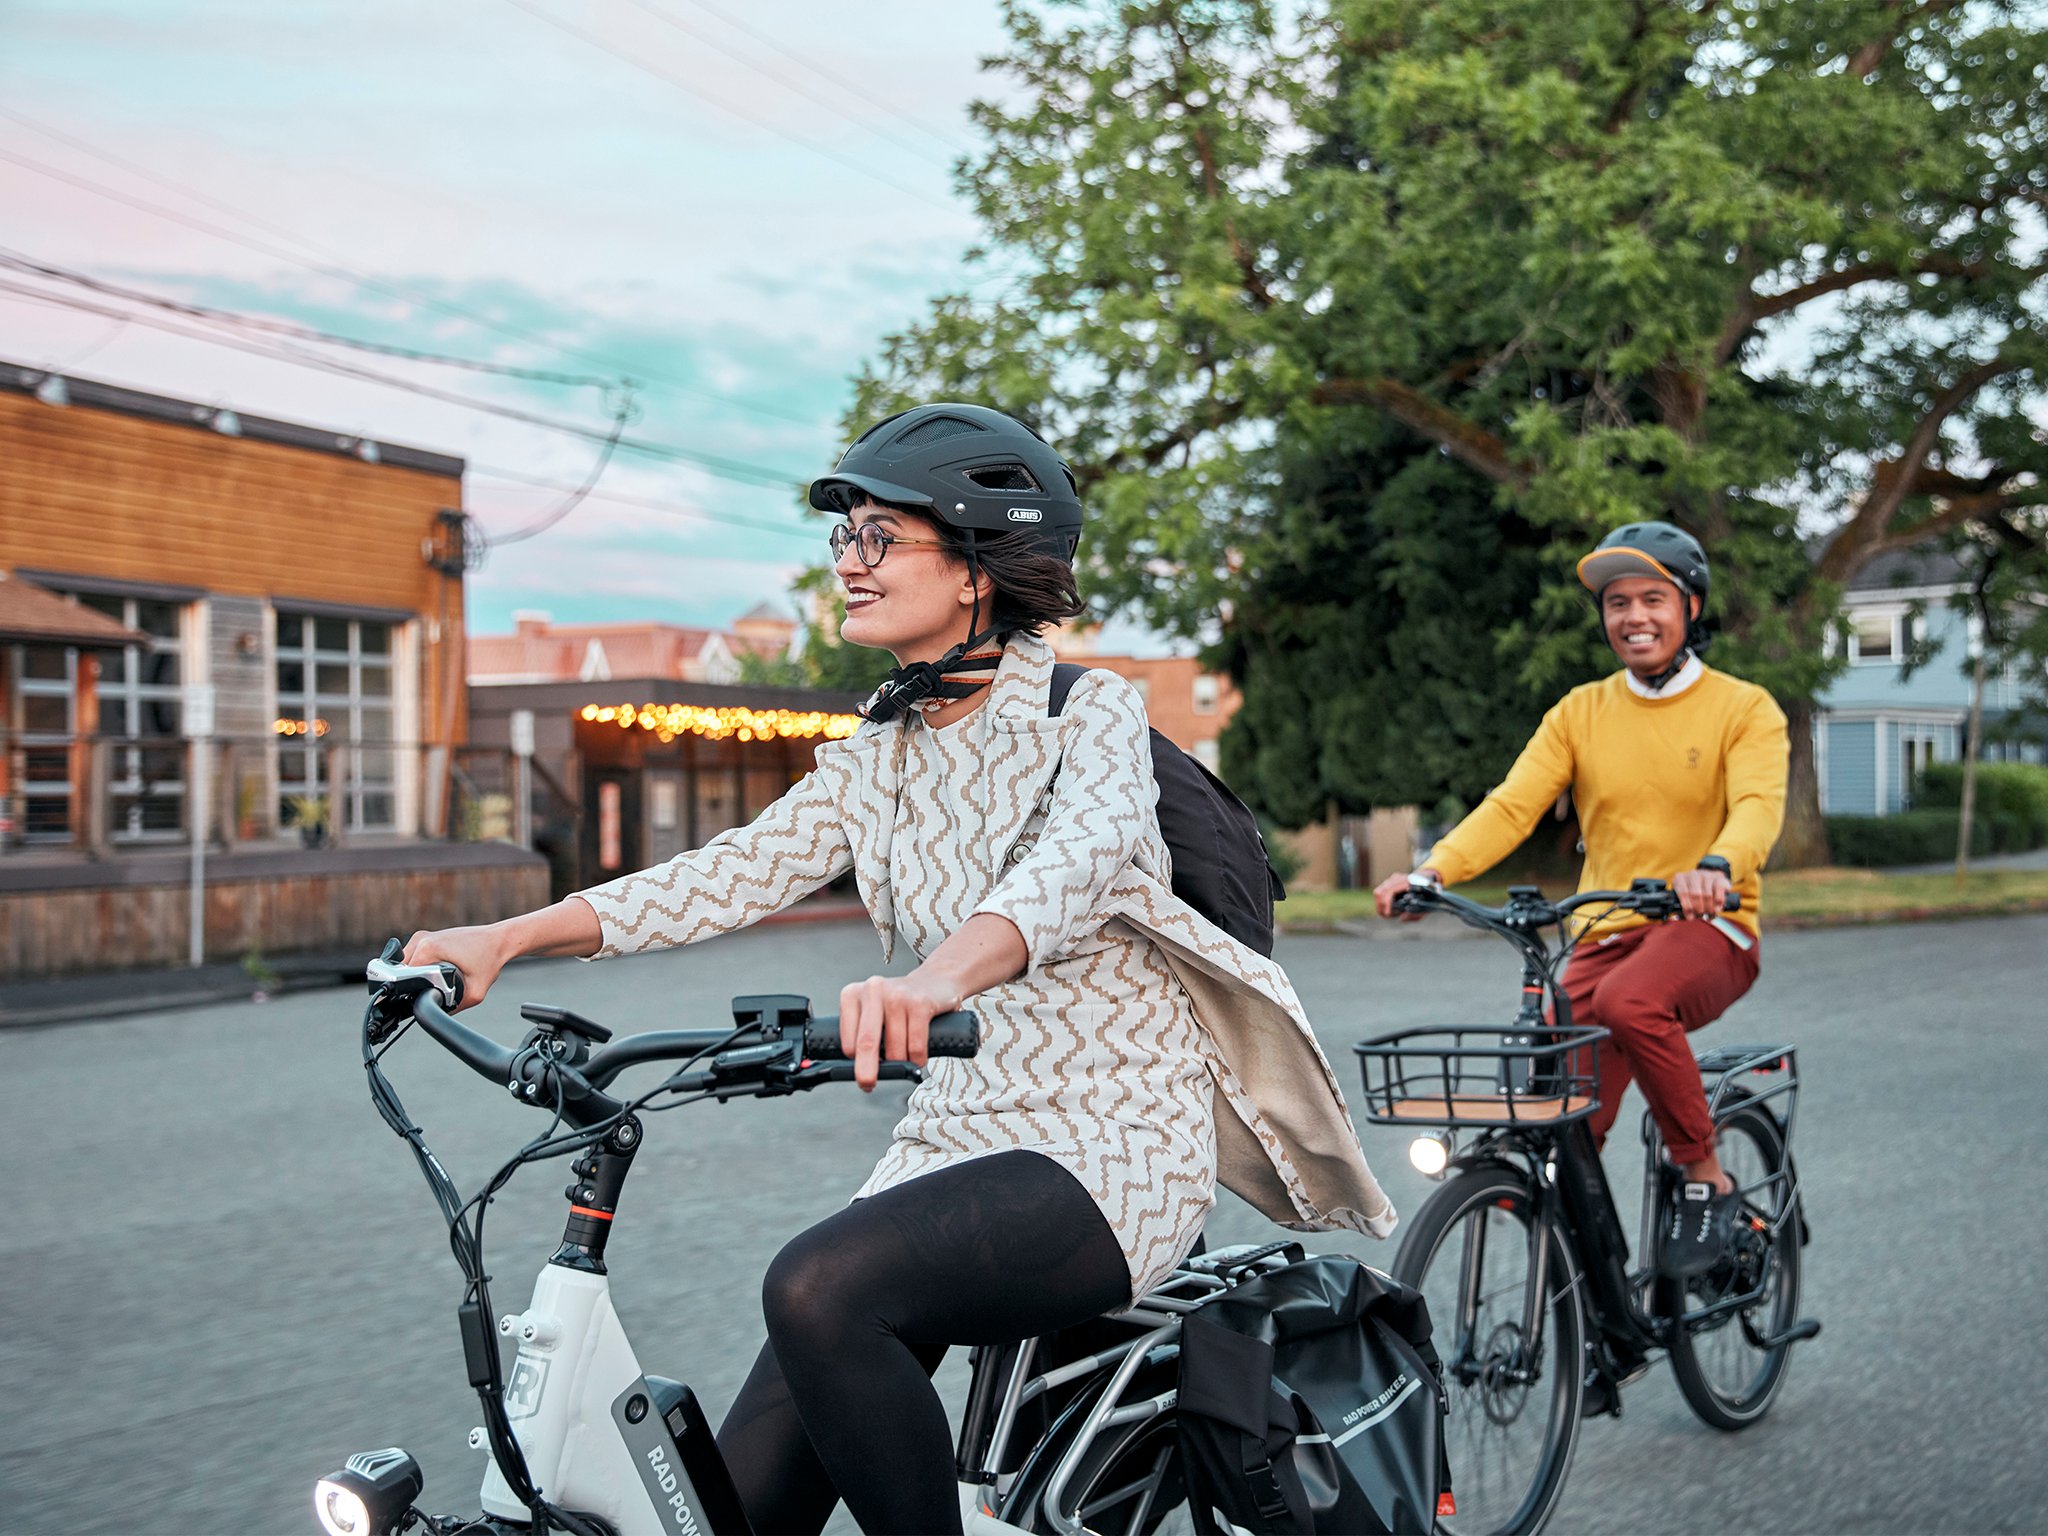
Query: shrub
1825 810 1993 867
1912 762 2048 852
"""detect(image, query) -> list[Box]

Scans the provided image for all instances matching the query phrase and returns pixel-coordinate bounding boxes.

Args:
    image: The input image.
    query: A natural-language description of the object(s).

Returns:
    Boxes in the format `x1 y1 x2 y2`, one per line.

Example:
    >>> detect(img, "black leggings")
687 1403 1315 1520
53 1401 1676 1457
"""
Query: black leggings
716 1150 1130 1535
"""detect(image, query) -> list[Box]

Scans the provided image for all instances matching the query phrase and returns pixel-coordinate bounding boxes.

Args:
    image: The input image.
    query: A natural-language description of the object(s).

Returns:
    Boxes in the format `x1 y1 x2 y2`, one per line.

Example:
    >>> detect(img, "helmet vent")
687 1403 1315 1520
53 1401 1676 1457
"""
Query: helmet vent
893 414 987 447
966 462 1041 493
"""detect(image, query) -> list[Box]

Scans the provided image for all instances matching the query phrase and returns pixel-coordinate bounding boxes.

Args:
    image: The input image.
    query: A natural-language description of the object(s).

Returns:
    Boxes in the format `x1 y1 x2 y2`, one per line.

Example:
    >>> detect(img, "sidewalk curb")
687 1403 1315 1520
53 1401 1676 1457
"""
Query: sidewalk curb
0 898 871 1030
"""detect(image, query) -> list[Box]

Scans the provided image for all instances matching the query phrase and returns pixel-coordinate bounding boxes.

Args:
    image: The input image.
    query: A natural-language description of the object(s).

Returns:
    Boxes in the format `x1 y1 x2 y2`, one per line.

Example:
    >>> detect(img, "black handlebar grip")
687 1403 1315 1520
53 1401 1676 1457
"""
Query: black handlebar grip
803 1010 981 1061
1724 892 1742 913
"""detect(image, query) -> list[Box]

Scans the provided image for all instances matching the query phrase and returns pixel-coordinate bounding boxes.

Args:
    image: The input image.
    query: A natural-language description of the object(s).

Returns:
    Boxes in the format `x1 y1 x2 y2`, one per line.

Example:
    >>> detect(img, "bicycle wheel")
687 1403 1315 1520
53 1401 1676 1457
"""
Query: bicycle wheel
1661 1097 1802 1430
1013 1408 1191 1535
1393 1164 1586 1536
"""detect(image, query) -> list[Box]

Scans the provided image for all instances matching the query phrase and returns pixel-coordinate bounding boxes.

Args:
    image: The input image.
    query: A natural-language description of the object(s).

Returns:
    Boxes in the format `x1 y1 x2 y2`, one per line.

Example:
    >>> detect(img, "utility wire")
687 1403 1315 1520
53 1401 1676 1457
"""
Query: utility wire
470 464 821 541
619 0 963 171
483 402 634 545
0 248 623 390
679 0 968 157
0 109 817 425
0 275 806 489
493 0 957 213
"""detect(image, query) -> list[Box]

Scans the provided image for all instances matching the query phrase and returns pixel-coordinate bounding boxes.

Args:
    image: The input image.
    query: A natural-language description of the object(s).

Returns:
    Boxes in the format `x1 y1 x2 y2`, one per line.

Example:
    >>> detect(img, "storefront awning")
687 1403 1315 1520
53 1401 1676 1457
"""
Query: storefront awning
0 571 148 649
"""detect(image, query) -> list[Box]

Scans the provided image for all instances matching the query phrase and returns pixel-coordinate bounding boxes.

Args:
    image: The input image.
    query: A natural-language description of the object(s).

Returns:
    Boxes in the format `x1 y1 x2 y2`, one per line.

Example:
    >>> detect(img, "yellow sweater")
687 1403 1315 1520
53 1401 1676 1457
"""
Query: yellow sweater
1425 667 1789 938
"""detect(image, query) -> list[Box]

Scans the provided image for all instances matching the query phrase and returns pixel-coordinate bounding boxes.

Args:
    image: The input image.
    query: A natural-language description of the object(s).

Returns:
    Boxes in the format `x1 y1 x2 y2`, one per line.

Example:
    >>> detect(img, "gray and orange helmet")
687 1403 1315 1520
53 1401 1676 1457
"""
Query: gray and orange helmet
1576 521 1710 610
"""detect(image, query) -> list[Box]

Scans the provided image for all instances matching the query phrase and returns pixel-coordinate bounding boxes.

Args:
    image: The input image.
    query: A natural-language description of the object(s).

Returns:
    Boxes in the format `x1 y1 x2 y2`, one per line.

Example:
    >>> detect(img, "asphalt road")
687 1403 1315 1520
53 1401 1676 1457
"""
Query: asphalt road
2 913 2042 1535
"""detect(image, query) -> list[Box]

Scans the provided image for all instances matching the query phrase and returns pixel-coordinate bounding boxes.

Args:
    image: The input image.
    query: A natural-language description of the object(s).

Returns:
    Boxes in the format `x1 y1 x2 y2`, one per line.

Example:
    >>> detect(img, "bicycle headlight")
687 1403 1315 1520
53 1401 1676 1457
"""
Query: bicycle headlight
313 1448 422 1536
1408 1130 1454 1179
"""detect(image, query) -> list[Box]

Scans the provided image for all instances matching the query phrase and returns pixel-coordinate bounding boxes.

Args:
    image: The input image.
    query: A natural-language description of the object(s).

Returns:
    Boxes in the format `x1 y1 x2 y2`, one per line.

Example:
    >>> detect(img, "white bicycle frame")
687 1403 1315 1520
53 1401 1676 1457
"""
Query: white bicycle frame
469 1251 1254 1535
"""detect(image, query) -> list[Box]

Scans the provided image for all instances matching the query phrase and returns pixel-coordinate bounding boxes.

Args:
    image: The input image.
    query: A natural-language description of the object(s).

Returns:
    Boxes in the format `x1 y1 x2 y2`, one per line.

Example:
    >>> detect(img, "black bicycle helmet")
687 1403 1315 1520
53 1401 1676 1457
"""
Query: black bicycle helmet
1576 520 1710 610
808 402 1084 563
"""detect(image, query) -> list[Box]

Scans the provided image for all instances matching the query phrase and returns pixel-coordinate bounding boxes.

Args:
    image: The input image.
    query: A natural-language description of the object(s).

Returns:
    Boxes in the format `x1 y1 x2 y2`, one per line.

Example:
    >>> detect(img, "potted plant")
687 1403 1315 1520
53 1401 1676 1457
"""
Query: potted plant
284 792 331 849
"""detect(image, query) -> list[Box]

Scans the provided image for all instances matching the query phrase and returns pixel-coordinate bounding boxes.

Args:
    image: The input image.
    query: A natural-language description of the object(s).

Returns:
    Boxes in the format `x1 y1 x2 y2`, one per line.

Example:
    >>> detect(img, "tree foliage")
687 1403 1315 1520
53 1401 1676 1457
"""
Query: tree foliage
850 0 2047 857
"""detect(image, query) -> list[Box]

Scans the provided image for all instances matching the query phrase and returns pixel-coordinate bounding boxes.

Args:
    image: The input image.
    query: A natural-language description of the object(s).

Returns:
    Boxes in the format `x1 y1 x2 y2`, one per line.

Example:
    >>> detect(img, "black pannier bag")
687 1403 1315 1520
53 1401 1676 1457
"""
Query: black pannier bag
1177 1255 1452 1535
1047 663 1286 955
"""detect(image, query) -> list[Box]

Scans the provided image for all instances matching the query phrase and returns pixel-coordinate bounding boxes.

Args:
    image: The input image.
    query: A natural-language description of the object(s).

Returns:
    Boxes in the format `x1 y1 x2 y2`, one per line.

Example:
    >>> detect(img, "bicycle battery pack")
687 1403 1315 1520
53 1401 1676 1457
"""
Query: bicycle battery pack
618 1377 753 1536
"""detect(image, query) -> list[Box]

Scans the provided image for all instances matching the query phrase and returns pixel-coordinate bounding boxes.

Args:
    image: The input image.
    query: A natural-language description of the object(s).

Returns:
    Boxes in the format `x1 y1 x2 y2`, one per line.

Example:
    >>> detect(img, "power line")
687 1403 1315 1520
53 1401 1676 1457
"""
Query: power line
0 274 807 489
484 404 633 545
679 0 968 157
471 462 823 540
619 0 963 171
0 248 625 390
0 107 819 426
493 0 957 213
470 464 821 542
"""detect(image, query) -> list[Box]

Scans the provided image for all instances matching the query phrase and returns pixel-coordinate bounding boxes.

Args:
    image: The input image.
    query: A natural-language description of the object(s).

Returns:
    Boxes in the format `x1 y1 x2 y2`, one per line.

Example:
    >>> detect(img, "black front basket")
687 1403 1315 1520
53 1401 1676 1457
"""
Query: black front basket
1353 1025 1608 1129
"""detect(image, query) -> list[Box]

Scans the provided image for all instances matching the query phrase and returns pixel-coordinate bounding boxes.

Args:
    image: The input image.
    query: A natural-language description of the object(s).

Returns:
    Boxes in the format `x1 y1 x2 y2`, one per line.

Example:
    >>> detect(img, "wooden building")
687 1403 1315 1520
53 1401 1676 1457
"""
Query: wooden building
0 361 543 979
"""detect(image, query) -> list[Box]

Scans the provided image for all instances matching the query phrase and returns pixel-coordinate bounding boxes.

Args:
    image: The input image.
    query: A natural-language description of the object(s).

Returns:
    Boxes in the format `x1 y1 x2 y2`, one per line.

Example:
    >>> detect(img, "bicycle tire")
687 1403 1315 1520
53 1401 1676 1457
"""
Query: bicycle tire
1661 1097 1802 1430
1010 1407 1190 1535
1393 1164 1586 1536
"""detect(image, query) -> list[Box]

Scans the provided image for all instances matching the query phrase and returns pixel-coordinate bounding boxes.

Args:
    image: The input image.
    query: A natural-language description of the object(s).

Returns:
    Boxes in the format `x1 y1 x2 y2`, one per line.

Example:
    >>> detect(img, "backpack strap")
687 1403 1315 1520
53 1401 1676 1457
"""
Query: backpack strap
1047 661 1086 718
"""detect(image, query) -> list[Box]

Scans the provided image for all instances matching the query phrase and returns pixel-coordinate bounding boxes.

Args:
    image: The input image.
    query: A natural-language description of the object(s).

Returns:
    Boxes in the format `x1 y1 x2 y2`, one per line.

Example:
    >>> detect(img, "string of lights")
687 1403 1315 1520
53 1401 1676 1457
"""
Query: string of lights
0 108 818 426
579 701 861 743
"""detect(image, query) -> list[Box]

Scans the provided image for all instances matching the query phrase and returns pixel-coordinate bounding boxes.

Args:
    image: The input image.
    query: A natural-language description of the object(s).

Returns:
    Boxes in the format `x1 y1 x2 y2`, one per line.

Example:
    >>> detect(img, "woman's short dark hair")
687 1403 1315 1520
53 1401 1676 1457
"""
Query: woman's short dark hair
865 498 1084 636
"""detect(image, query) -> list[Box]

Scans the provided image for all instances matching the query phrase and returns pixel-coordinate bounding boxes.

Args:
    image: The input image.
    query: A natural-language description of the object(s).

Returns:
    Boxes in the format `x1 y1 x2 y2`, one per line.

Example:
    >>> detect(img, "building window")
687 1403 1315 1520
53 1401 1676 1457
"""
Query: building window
1901 731 1941 803
74 594 187 839
276 612 396 832
1192 675 1221 715
11 643 77 840
1849 611 1898 664
1192 738 1222 772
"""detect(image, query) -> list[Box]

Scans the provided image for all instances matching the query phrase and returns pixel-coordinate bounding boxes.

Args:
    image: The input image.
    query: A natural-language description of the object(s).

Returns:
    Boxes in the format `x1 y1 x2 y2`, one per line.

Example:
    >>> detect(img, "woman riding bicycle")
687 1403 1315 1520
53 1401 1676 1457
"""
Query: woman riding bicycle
402 403 1393 1535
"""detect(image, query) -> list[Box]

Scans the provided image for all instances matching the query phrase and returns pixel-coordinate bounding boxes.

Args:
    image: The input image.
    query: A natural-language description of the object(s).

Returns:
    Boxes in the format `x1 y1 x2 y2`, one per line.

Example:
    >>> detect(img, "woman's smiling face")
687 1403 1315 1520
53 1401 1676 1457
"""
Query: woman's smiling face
834 502 981 663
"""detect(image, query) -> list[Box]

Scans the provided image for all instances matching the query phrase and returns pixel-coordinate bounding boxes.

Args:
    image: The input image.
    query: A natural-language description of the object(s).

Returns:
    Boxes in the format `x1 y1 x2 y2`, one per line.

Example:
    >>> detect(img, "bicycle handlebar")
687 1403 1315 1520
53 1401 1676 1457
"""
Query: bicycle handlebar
1392 880 1741 927
365 947 979 1120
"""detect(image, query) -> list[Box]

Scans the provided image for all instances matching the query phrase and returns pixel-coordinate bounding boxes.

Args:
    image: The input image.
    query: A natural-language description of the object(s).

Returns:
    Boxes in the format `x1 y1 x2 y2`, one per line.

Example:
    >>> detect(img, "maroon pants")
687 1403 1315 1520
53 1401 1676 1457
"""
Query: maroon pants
1558 921 1761 1165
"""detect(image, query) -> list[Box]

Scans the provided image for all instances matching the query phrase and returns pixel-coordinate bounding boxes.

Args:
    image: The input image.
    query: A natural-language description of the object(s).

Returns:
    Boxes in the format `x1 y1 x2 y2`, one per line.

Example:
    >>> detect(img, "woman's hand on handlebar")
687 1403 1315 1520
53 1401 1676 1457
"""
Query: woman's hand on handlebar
403 924 513 1010
1671 866 1732 920
1374 868 1441 920
839 970 959 1092
401 898 604 1010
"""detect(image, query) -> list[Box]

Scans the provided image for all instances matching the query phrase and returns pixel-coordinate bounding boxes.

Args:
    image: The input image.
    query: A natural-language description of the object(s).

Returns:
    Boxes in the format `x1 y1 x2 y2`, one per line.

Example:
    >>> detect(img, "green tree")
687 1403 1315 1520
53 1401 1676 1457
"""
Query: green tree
850 0 2047 861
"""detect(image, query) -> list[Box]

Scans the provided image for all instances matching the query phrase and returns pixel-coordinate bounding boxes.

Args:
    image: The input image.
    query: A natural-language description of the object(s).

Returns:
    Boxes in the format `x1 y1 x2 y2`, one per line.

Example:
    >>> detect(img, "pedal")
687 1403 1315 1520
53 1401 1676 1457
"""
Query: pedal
1760 1318 1822 1348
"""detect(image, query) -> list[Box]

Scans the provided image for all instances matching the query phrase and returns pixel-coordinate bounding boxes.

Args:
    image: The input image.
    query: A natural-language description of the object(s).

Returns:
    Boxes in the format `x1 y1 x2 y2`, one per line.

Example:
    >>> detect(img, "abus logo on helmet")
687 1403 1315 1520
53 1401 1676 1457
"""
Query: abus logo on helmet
1005 507 1042 523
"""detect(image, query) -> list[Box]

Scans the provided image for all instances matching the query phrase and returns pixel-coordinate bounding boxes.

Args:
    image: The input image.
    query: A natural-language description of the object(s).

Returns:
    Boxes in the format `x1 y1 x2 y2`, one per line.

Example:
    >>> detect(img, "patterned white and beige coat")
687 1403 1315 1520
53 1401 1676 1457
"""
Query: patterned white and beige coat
575 632 1395 1291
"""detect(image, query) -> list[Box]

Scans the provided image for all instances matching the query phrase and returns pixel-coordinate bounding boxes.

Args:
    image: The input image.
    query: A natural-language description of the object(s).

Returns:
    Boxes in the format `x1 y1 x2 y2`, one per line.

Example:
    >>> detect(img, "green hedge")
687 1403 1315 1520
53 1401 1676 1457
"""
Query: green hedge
1911 762 2048 852
1825 810 1994 868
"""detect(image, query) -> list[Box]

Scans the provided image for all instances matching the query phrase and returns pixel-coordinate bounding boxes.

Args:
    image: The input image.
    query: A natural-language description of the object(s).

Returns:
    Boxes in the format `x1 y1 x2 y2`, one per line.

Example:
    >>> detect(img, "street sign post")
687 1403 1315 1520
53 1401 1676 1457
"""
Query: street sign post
185 684 217 968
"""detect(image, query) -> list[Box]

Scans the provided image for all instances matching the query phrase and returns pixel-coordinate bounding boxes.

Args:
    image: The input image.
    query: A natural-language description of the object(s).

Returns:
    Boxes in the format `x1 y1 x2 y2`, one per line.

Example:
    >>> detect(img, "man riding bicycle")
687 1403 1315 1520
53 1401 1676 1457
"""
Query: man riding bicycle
1373 521 1788 1277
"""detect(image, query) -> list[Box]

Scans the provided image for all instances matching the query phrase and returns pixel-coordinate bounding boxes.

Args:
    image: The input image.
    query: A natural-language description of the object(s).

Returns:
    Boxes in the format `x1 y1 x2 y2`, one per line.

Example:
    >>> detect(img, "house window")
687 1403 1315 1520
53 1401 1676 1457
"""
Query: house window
11 643 77 840
276 612 396 832
73 594 187 839
1849 612 1898 664
1192 675 1221 715
1901 731 1941 803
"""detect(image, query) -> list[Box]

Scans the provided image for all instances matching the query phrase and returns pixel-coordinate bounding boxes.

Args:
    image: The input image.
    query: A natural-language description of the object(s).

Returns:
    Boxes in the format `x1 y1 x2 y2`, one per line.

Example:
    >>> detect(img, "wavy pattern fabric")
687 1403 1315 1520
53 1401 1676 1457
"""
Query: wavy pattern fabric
856 700 1215 1293
573 631 1395 1268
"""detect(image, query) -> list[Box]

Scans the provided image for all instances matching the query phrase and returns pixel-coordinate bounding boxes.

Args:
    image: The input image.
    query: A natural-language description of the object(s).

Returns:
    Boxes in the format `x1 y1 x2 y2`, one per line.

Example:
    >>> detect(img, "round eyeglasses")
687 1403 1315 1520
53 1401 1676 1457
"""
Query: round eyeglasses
829 521 951 568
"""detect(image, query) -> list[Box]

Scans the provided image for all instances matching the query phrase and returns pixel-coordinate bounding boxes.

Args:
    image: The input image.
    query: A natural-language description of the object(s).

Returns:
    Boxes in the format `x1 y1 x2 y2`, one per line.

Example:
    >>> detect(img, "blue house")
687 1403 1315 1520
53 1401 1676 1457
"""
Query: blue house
1816 547 2046 817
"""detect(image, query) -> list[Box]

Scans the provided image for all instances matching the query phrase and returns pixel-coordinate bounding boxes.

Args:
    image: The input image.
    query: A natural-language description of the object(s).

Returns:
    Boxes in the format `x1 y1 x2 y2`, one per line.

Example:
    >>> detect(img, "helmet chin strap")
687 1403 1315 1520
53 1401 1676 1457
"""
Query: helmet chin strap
1636 645 1693 691
858 540 1007 723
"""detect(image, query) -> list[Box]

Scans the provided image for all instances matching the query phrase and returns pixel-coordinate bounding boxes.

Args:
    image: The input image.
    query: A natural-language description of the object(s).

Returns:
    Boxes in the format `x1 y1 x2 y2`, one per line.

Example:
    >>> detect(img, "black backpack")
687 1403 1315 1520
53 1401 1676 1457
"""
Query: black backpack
1176 1254 1452 1535
1047 663 1286 955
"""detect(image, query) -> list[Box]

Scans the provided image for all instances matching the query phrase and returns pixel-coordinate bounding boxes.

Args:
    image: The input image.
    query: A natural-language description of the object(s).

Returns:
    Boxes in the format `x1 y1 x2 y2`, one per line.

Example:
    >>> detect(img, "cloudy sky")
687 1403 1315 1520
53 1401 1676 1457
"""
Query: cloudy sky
1 0 1024 634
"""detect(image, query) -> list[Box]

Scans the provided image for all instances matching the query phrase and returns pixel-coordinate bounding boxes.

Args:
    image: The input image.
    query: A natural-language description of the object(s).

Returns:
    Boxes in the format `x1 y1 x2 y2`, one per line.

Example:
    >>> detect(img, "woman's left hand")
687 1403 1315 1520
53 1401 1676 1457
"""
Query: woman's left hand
838 968 961 1092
